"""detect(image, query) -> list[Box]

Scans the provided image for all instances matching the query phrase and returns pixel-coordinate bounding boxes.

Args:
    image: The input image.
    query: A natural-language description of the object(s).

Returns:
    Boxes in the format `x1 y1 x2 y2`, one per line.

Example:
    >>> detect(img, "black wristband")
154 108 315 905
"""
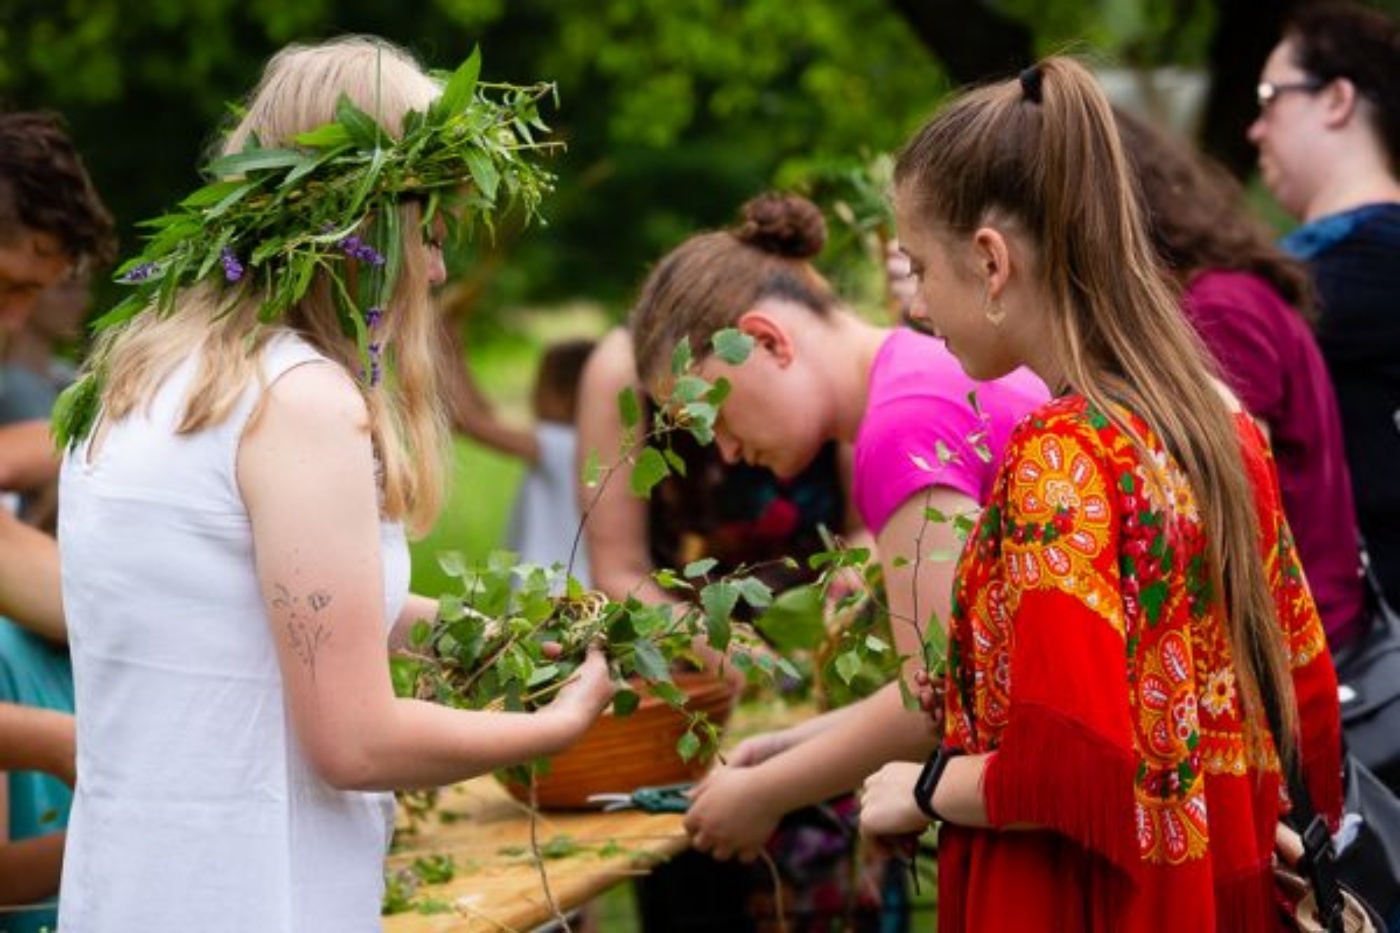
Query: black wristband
913 744 964 822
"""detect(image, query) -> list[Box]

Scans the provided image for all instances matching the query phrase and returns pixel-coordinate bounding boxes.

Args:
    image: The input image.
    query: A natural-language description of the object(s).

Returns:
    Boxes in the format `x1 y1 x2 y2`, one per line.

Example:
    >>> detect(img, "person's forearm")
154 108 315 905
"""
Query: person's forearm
388 593 443 654
0 420 59 492
0 705 73 781
307 696 586 792
751 684 938 815
0 831 64 906
932 752 993 828
0 514 64 642
775 697 863 746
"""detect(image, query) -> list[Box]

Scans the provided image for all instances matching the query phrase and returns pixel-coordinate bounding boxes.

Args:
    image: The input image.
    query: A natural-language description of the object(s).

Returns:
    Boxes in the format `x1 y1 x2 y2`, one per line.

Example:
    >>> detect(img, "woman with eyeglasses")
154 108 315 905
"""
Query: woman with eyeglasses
1248 1 1400 615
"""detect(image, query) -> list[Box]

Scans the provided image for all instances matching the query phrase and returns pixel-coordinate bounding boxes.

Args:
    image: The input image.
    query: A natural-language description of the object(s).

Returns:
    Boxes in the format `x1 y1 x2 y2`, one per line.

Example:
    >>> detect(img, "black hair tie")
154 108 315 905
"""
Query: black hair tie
1019 65 1043 104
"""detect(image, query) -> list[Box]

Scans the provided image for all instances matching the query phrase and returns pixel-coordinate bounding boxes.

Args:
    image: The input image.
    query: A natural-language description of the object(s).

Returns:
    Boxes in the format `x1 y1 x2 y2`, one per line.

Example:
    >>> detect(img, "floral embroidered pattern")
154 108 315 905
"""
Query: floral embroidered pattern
939 396 1345 932
944 397 1339 872
999 435 1119 631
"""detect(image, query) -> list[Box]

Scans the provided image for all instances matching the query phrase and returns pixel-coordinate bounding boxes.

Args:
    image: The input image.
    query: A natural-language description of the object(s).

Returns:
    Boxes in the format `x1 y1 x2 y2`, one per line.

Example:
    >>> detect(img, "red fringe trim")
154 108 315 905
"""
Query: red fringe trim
1215 860 1283 933
983 700 1140 875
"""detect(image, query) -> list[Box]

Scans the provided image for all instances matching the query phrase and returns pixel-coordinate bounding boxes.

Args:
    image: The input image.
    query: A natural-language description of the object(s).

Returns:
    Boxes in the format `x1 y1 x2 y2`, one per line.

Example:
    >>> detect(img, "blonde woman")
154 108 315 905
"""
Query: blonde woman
55 37 613 932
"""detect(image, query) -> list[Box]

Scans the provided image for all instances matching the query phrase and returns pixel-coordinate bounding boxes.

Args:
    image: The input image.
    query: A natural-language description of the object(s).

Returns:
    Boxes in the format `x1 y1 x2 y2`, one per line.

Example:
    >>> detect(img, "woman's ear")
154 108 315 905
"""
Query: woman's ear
971 227 1013 301
1322 77 1361 130
735 308 795 366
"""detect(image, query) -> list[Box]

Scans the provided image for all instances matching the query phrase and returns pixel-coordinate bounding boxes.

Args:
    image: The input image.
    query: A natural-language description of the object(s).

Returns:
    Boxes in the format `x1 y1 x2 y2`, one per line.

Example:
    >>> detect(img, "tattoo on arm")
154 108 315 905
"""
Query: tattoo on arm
271 584 334 682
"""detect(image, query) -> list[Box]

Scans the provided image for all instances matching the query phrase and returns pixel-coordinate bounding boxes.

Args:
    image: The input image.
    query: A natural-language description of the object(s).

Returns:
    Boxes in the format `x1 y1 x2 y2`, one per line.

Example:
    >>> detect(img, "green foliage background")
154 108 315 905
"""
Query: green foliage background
0 0 945 318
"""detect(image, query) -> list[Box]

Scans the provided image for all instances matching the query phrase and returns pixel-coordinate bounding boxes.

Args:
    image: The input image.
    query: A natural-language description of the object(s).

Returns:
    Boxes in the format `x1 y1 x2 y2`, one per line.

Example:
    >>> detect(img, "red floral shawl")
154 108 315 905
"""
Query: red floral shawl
938 396 1342 933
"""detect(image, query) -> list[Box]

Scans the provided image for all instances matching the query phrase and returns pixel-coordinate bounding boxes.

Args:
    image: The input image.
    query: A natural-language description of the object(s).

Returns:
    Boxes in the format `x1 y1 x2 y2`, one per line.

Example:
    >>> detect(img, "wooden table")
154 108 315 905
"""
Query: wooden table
383 777 687 932
382 699 806 932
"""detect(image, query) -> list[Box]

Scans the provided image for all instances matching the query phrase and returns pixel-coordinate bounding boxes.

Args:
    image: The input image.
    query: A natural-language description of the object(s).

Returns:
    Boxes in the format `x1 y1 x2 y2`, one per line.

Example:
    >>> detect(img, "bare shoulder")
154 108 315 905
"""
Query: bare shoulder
253 360 370 439
581 328 637 391
243 358 372 462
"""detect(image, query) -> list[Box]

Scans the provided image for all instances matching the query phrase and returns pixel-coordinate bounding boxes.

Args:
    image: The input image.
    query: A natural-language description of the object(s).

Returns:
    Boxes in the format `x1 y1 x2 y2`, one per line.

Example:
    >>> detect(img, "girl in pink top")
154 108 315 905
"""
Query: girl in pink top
627 191 1046 867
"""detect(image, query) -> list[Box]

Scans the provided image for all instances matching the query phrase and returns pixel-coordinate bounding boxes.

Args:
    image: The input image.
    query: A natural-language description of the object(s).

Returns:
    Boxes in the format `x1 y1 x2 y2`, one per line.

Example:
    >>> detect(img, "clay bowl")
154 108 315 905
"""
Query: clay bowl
502 670 737 809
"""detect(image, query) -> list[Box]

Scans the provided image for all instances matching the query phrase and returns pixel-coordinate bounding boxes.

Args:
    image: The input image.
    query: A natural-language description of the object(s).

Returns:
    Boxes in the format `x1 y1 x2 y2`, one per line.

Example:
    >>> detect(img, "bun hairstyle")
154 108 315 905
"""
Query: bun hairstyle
894 56 1299 758
630 192 839 386
735 191 827 260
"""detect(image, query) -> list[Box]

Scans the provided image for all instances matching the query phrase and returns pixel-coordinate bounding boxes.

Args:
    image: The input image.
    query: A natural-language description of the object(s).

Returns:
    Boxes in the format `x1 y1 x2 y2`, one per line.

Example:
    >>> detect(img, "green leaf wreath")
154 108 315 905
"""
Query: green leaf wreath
53 47 560 449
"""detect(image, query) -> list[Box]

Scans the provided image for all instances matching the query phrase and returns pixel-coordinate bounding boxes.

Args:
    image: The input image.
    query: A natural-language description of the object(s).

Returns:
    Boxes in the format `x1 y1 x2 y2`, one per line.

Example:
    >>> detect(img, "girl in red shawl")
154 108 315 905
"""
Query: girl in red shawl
858 57 1344 932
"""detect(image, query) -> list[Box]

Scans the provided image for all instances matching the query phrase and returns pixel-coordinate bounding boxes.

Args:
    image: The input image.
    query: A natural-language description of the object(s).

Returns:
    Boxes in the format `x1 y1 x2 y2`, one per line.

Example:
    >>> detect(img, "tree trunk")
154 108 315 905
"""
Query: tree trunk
1197 0 1303 178
884 0 1034 86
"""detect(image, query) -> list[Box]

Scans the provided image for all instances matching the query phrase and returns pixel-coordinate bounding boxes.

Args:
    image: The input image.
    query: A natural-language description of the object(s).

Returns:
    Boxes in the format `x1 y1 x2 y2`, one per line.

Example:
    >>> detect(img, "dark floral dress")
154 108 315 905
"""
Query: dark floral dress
638 430 907 932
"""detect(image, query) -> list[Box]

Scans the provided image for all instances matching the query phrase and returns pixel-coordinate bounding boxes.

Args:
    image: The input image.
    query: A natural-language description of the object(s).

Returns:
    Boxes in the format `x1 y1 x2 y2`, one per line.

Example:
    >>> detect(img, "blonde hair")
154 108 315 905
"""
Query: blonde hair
894 57 1298 756
93 36 449 535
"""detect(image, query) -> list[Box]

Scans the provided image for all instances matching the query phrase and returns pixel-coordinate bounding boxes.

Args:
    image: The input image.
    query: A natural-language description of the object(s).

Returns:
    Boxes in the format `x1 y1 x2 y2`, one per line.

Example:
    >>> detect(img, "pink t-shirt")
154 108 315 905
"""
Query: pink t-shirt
853 328 1048 533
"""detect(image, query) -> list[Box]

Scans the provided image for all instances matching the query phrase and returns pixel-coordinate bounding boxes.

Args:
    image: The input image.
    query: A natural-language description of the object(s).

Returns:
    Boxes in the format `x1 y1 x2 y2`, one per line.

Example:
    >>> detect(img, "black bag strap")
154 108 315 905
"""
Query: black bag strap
1358 540 1397 638
1264 695 1346 933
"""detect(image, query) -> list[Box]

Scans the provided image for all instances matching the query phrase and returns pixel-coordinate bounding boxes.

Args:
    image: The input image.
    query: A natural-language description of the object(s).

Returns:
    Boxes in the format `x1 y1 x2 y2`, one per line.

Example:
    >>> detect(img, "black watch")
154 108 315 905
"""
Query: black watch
913 744 964 822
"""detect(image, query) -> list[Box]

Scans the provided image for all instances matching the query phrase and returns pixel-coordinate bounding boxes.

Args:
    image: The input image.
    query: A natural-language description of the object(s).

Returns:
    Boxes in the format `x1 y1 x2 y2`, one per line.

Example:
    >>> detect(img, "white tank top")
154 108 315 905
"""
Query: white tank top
57 333 409 932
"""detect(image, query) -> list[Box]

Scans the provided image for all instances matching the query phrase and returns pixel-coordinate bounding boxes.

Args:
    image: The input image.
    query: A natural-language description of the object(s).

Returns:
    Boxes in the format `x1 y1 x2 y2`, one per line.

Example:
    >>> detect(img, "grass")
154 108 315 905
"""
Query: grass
408 303 610 598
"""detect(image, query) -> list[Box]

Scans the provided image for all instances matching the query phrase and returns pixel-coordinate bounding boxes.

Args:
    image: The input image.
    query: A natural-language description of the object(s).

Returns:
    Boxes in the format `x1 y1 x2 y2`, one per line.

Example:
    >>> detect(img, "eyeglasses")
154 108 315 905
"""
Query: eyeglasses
1257 78 1325 111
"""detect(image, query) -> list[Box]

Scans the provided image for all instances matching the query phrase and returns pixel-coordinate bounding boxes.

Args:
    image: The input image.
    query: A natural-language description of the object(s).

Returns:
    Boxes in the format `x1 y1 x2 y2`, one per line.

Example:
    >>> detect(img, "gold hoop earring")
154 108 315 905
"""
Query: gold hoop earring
984 296 1006 327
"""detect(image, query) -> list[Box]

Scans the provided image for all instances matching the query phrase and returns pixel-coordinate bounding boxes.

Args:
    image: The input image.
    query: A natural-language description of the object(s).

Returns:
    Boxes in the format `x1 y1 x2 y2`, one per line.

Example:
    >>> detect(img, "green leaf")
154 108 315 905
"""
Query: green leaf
647 680 684 707
335 93 386 150
436 593 466 622
205 148 309 177
629 446 670 498
662 447 688 478
683 558 718 579
670 338 693 376
179 179 249 208
432 46 482 121
526 663 560 688
705 377 731 407
834 650 863 685
753 584 825 652
670 375 710 404
700 582 739 653
410 619 432 647
293 123 353 149
653 568 690 591
581 450 601 488
712 328 754 364
734 576 773 610
464 148 501 202
437 551 468 579
676 731 702 762
630 639 670 681
612 688 641 717
618 387 641 432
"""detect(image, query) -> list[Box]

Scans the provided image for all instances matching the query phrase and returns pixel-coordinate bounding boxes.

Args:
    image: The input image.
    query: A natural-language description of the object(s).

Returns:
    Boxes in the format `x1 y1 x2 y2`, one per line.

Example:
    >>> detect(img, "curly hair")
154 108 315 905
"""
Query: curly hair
0 111 116 270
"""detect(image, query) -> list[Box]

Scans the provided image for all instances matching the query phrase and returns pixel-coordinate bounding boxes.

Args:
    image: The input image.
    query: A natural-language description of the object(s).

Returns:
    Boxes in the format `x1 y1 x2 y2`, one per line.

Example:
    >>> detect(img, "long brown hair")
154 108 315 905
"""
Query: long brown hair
894 57 1298 754
629 192 841 386
1114 106 1318 324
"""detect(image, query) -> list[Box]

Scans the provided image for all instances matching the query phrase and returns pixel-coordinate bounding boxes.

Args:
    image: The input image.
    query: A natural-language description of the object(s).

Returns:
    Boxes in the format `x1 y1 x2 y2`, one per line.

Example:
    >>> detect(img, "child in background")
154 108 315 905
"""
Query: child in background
443 332 597 586
503 338 596 586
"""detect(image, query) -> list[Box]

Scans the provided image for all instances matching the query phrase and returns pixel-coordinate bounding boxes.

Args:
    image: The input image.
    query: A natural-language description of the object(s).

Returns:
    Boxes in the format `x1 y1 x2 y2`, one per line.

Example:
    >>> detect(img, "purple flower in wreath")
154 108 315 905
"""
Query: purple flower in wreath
121 262 157 283
338 235 386 267
365 341 383 387
221 247 244 283
365 306 384 331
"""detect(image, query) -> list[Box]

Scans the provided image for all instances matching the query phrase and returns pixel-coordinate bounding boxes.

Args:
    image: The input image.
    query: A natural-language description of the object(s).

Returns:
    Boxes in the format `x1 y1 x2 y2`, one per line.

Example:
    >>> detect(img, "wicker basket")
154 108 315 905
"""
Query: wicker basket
502 670 737 809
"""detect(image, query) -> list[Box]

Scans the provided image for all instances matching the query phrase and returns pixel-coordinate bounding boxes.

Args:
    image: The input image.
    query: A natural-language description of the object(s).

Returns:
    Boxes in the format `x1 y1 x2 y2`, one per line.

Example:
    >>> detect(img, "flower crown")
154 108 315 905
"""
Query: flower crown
54 48 559 448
